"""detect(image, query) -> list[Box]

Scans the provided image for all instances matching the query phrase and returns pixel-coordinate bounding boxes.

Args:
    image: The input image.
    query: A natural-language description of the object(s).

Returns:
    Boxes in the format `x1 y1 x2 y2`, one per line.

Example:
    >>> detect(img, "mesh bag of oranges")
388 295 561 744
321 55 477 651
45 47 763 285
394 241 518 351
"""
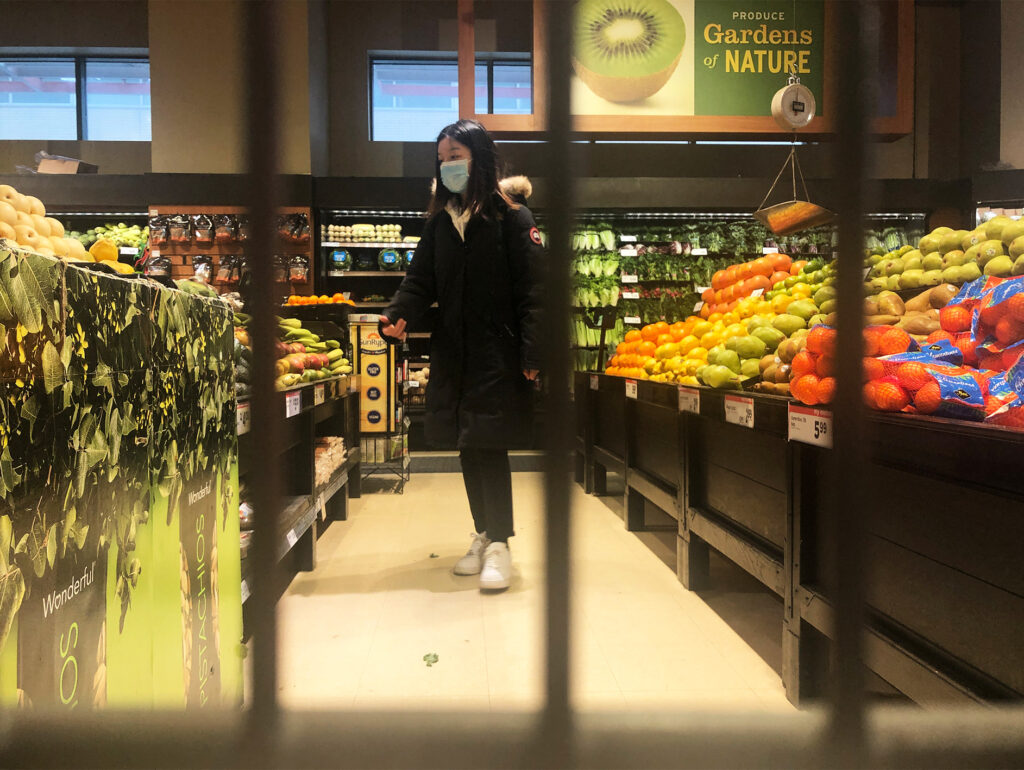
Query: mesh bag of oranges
985 359 1024 428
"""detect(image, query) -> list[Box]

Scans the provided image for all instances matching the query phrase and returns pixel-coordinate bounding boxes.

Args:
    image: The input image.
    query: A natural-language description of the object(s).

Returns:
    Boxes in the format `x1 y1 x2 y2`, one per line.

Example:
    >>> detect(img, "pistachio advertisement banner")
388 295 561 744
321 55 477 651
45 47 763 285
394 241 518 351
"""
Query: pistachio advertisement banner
0 248 241 710
570 0 824 117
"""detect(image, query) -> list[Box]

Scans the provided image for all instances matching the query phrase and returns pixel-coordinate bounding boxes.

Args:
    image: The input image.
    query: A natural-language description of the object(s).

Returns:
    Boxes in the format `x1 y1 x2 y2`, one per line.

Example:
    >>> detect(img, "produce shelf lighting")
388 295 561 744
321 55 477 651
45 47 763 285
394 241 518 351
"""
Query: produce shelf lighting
49 211 149 217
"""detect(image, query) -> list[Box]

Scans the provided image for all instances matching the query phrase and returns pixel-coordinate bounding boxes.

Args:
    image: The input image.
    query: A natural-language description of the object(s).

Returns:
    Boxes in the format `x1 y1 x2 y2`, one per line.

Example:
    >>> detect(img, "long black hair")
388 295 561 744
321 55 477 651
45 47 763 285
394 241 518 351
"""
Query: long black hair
428 119 516 219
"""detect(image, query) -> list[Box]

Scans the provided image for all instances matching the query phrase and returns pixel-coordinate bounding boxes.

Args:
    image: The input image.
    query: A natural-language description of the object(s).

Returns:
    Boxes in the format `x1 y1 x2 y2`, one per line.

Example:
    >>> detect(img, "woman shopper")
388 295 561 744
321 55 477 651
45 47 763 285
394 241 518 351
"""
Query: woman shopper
380 119 543 591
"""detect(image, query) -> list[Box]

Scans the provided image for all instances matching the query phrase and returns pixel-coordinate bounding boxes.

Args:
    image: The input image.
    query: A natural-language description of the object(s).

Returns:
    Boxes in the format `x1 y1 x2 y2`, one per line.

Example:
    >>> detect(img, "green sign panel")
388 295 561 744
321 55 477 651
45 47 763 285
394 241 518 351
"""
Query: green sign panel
694 0 825 116
0 249 242 710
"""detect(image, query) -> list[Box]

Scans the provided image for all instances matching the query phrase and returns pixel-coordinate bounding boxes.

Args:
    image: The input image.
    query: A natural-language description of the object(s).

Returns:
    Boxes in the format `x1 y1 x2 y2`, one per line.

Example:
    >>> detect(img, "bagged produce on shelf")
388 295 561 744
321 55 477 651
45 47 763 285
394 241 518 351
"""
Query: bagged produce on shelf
214 214 238 242
192 214 214 245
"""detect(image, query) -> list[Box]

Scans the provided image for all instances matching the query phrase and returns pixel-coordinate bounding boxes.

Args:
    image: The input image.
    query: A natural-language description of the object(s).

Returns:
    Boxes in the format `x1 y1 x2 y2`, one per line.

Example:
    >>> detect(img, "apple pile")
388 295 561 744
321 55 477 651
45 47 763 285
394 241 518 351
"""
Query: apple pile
0 183 91 261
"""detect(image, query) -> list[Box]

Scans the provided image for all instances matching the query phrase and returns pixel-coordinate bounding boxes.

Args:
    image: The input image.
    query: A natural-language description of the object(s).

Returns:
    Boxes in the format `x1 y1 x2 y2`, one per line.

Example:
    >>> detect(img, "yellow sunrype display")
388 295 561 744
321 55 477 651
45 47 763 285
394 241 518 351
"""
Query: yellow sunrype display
349 317 396 433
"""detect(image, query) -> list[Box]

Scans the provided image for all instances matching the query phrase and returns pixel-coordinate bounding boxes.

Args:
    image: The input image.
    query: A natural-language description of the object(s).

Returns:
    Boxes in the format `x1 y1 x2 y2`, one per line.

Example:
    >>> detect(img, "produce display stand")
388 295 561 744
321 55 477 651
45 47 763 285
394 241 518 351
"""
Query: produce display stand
574 371 1024 707
148 204 315 297
236 375 361 607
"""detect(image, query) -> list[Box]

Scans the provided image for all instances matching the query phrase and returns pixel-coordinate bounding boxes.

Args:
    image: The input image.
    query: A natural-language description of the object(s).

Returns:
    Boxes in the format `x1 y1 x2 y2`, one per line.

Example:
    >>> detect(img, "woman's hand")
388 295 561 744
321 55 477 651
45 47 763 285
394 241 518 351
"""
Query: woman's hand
380 315 407 341
523 369 540 381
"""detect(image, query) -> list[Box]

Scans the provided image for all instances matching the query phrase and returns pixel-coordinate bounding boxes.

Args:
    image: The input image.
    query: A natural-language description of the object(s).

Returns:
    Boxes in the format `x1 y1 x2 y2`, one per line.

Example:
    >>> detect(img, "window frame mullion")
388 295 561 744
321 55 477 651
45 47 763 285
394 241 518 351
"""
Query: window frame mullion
75 56 87 140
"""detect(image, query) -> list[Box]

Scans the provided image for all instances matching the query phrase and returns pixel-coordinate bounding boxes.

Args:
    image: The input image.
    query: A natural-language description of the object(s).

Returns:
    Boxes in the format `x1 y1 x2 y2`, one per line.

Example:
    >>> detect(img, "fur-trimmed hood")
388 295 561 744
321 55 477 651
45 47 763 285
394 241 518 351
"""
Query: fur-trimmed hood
499 175 533 203
429 175 533 203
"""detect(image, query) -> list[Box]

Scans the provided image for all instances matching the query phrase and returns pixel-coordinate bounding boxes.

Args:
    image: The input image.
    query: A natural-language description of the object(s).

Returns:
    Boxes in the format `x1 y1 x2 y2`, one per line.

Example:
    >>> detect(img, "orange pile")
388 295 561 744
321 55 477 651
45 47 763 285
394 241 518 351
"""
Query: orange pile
789 326 838 406
700 253 794 319
285 293 356 306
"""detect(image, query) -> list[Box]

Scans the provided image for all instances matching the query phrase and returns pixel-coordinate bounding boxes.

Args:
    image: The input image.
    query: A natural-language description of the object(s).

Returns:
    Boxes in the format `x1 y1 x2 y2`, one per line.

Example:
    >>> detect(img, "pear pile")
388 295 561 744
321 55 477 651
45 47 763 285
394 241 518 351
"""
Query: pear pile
865 217 1024 293
0 183 91 261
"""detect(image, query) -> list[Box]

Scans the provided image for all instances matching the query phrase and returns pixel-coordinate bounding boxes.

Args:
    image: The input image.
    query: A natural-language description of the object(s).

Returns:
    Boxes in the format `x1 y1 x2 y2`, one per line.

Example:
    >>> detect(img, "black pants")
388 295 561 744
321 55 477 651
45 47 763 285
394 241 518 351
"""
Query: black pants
459 448 514 543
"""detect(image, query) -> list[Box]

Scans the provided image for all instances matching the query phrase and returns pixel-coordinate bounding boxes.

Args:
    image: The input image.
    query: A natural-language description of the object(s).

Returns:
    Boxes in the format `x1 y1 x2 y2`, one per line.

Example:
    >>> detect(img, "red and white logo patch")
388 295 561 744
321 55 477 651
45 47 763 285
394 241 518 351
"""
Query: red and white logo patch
529 227 542 245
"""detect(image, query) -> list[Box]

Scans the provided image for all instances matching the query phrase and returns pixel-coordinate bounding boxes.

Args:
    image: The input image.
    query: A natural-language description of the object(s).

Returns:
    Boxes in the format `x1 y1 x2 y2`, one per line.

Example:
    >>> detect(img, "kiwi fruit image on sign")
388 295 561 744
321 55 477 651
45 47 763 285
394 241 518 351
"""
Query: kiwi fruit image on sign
572 0 686 103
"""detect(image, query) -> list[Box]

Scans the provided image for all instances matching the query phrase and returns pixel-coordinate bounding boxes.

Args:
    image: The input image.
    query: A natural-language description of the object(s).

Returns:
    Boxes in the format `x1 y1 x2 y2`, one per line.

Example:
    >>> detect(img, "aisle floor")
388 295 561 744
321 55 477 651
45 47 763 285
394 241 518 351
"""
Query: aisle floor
275 472 797 714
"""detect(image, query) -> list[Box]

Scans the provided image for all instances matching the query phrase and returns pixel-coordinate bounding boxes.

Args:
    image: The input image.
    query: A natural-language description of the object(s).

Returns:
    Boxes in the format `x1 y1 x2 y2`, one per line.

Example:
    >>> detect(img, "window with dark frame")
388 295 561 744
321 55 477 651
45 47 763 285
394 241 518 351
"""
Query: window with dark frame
0 56 150 142
369 53 531 142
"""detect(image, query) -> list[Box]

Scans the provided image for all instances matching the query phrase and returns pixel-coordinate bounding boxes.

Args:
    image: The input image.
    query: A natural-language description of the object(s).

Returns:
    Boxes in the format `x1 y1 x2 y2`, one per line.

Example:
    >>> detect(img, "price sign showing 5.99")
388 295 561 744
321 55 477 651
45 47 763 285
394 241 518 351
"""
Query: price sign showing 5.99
788 404 833 448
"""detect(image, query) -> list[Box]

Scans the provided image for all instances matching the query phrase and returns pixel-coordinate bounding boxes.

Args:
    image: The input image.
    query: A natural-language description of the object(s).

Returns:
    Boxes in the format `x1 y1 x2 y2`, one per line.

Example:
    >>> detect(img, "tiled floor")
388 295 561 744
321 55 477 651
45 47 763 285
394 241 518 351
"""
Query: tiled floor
274 472 798 714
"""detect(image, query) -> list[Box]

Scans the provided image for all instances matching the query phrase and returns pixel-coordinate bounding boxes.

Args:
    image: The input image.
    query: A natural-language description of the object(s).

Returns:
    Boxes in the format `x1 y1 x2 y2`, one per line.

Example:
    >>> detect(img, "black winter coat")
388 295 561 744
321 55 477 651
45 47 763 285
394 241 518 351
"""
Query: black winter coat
383 194 544 449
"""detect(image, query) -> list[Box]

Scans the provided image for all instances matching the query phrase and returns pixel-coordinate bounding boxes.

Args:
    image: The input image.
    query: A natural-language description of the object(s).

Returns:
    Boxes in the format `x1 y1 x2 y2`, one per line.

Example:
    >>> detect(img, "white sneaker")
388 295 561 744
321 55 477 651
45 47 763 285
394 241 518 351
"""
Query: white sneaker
479 542 512 591
453 532 490 575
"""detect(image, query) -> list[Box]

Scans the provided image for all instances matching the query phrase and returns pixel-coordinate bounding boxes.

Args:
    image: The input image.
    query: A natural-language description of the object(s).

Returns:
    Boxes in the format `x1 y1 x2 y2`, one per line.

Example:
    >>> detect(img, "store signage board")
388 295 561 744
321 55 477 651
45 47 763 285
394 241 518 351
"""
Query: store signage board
590 374 600 390
621 274 639 284
622 291 640 300
788 404 833 448
724 395 755 428
625 379 638 399
678 386 700 414
285 391 302 419
460 1 912 137
236 402 251 436
692 248 709 256
314 384 325 406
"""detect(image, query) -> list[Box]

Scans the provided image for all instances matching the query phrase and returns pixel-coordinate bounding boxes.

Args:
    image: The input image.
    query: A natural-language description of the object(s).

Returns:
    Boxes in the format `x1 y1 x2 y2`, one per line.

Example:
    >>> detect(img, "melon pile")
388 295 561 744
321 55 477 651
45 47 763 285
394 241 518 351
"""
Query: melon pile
0 183 90 261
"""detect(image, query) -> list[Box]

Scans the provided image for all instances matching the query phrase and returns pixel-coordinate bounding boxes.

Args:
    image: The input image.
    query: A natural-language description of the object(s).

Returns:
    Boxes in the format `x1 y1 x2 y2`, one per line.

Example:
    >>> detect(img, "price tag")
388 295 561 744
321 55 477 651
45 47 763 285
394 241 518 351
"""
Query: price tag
696 286 711 294
236 402 251 436
286 529 299 548
693 301 704 312
314 384 325 405
625 379 638 399
589 374 599 390
624 316 642 325
619 247 638 257
317 494 326 520
763 247 780 254
327 271 346 278
677 386 700 414
149 208 159 217
788 404 833 448
119 247 139 256
285 391 302 418
322 241 340 247
620 235 638 243
622 291 640 300
151 249 160 258
240 579 251 603
751 288 765 297
724 395 755 428
691 248 709 256
863 266 872 280
621 274 639 284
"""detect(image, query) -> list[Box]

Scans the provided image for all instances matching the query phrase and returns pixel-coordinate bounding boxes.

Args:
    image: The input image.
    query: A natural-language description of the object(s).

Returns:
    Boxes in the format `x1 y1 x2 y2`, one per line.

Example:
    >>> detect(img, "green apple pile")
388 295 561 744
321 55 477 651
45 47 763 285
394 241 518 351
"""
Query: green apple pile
864 217 1024 293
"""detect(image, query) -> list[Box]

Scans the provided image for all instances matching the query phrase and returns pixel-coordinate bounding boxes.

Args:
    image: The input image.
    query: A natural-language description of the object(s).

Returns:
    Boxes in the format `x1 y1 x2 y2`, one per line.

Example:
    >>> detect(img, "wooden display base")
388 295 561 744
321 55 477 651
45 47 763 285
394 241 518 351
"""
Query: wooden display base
574 371 1024 707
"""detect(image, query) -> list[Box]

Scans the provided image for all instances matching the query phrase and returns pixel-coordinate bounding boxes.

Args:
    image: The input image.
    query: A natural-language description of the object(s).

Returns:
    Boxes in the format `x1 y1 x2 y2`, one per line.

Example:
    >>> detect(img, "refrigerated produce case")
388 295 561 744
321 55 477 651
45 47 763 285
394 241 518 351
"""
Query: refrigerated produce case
563 211 927 373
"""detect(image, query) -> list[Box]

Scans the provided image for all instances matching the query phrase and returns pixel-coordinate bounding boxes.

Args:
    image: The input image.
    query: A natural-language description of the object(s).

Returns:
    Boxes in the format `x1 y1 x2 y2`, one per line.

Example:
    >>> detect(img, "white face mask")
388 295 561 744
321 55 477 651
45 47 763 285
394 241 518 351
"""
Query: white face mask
440 159 471 194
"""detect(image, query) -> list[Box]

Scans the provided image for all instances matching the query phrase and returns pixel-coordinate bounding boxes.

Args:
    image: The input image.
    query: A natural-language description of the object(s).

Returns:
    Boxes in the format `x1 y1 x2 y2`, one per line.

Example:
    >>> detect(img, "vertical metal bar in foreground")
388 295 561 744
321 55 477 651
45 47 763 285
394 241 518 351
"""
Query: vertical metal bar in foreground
244 0 283 762
829 1 869 766
540 0 575 764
